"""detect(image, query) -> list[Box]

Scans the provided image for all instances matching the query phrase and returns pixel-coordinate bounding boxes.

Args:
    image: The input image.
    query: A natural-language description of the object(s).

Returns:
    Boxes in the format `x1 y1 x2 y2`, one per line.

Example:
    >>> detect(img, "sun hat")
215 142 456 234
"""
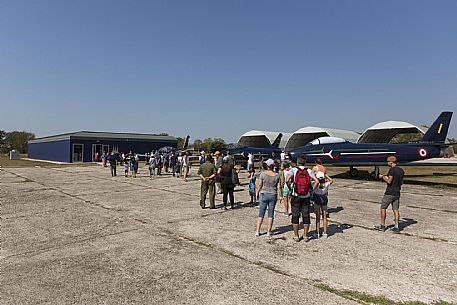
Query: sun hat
264 158 274 167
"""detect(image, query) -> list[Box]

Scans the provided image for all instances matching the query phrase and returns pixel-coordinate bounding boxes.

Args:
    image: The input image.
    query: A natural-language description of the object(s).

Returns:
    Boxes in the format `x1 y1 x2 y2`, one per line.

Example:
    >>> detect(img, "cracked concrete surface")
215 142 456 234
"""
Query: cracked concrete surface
1 165 456 304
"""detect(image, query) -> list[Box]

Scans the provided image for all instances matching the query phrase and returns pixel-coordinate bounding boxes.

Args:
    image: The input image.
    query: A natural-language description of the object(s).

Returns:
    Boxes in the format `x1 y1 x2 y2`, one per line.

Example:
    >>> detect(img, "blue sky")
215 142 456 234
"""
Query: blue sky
1 0 456 143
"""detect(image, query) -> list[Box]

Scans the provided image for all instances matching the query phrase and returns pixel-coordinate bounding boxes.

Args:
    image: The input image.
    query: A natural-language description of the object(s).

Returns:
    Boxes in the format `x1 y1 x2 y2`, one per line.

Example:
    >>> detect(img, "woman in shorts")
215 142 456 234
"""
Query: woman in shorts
255 159 281 237
313 171 333 238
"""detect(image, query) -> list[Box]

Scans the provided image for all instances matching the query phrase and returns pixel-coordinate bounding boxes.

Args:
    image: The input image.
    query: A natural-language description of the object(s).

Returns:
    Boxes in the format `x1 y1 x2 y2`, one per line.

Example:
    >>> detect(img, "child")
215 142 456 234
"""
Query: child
248 169 256 204
313 171 333 238
124 158 130 177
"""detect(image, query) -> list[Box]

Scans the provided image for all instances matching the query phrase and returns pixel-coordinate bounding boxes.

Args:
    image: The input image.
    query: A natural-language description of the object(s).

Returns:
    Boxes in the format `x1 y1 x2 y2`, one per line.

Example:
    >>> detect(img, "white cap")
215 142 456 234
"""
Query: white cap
264 158 274 166
316 171 325 179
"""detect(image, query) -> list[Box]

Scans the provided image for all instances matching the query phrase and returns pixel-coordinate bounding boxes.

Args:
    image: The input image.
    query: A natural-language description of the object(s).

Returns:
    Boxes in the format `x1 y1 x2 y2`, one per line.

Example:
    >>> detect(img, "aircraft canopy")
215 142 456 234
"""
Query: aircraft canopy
310 137 347 145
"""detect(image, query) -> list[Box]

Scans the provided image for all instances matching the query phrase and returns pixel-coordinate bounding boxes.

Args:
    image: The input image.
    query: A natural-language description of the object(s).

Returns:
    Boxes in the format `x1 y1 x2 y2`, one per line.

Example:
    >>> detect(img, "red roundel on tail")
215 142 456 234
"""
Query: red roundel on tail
418 148 428 158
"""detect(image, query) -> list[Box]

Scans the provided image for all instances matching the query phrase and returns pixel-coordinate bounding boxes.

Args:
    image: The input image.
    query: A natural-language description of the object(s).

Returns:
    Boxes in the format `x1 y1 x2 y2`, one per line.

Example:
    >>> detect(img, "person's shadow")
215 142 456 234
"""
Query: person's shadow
327 206 344 215
272 222 353 238
385 218 417 231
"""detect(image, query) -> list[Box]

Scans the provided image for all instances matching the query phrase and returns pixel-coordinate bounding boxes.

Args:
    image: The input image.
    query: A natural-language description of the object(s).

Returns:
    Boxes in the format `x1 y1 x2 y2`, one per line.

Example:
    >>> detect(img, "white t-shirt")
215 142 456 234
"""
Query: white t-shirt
314 182 331 196
248 153 254 165
280 152 286 161
287 166 314 198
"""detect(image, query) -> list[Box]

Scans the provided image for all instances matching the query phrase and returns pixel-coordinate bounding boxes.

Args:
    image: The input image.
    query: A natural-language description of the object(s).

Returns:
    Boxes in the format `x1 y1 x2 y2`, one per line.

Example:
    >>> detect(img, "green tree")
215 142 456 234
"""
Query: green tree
176 137 185 149
201 138 227 152
193 139 202 151
0 130 7 153
159 132 169 136
5 131 35 154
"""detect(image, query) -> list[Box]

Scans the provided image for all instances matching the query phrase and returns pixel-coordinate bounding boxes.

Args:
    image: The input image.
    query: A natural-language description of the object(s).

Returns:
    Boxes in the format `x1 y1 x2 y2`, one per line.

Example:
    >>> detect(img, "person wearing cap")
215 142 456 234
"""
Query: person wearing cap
286 156 318 242
374 155 404 232
218 156 236 210
198 155 217 209
226 150 236 167
313 171 333 238
199 151 206 165
255 158 281 237
312 158 330 219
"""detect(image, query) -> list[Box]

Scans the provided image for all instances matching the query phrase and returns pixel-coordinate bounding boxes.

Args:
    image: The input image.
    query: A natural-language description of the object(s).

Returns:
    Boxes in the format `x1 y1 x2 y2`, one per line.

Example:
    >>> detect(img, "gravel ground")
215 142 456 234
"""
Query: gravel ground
1 165 456 304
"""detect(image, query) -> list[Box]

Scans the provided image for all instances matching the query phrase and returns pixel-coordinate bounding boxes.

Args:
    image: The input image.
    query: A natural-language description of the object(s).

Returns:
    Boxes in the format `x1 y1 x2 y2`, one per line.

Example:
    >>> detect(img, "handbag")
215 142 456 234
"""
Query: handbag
231 170 239 185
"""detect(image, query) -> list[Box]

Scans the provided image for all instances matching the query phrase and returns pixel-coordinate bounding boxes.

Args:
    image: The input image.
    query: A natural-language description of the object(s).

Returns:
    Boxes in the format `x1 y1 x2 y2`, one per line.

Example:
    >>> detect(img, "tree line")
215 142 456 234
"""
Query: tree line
0 130 35 154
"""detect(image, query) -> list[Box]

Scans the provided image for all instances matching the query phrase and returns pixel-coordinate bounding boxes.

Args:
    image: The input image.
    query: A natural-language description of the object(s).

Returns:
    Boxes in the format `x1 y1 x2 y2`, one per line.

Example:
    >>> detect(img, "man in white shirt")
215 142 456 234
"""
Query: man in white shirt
247 153 254 172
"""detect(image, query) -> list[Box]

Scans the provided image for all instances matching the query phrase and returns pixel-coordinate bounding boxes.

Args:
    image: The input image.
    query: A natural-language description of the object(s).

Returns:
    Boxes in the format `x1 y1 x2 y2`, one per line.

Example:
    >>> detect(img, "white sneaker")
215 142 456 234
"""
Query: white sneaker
255 231 260 237
322 233 328 238
266 231 273 237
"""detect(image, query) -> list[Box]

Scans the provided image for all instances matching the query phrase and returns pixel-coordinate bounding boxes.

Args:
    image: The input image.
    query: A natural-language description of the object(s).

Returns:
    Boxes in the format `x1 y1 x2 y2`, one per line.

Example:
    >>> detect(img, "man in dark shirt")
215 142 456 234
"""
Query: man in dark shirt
374 155 405 232
109 153 118 177
198 155 217 209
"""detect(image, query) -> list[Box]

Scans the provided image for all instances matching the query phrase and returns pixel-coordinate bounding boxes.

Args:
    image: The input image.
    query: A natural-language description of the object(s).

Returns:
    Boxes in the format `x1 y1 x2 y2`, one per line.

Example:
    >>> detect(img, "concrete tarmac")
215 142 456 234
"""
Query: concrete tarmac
1 165 456 304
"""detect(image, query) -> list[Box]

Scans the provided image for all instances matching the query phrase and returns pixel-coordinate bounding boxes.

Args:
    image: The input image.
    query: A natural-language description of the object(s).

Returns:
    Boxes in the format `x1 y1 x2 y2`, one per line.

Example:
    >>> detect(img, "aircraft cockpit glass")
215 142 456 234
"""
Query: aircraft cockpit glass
310 137 347 145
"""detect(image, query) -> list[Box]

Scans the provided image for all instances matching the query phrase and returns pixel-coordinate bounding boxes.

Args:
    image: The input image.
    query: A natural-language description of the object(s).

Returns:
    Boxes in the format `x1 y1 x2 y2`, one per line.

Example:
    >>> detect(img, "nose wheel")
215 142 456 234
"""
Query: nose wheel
349 166 359 177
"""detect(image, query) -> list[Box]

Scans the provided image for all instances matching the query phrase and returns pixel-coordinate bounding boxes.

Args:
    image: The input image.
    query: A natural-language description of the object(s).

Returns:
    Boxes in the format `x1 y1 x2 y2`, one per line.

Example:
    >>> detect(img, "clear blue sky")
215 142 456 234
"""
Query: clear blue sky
1 0 456 143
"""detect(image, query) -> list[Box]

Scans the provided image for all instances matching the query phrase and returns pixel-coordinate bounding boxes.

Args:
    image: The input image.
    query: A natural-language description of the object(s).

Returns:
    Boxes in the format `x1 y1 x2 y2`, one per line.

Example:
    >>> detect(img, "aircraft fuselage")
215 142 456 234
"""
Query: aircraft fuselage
288 142 442 166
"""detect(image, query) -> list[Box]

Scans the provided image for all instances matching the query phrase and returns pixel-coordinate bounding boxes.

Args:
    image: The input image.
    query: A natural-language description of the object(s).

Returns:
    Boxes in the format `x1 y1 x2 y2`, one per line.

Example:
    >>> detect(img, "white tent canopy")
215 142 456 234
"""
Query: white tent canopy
358 121 425 143
285 127 360 150
238 130 291 148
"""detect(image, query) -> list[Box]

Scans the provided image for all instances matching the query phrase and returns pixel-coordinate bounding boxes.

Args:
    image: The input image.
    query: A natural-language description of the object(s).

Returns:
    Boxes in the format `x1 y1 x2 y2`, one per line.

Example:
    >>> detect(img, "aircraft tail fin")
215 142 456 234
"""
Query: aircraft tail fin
183 135 190 149
420 112 453 144
271 133 283 148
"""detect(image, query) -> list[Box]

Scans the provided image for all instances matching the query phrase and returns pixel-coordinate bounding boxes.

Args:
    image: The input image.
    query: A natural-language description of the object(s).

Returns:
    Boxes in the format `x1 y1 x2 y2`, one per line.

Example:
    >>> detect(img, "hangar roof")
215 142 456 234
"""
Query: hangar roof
29 131 177 144
238 130 291 149
285 127 360 150
358 121 425 143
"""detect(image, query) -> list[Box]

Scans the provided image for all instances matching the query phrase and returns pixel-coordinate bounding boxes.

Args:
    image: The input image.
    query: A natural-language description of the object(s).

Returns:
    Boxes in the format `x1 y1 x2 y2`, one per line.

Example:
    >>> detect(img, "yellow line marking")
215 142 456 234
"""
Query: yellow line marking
438 123 443 134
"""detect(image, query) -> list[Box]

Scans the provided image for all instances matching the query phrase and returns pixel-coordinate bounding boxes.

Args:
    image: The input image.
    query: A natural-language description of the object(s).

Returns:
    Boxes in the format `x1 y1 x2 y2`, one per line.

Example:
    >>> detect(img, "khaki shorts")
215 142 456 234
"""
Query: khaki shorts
381 195 400 210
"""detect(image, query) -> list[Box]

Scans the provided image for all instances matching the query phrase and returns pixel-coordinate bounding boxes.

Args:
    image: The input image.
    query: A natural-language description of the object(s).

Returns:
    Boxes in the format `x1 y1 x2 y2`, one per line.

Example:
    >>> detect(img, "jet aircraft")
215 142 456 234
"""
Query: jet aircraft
287 112 454 177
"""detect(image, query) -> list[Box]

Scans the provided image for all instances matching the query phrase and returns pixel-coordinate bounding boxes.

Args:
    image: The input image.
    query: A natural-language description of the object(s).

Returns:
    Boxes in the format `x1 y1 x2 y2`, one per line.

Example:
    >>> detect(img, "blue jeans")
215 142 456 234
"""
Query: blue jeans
258 193 277 218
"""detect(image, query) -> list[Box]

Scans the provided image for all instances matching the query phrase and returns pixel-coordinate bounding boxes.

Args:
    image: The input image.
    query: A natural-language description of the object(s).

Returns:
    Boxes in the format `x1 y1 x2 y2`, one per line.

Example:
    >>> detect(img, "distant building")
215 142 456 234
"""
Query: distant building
28 131 177 163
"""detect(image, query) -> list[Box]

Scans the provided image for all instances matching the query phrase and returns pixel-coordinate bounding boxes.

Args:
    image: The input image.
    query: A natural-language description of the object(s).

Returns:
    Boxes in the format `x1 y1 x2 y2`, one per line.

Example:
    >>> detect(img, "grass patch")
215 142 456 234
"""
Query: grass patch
314 283 454 305
0 154 96 167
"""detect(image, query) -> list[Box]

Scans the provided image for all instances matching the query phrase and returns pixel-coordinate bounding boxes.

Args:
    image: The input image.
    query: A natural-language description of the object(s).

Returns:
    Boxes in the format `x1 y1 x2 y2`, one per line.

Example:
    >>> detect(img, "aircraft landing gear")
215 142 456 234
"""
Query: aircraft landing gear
370 166 380 180
349 166 359 177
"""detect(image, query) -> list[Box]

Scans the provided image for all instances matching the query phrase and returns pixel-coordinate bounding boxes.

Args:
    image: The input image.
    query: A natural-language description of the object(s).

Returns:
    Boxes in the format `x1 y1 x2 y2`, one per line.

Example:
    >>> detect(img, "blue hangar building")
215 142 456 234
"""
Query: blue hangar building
28 131 177 163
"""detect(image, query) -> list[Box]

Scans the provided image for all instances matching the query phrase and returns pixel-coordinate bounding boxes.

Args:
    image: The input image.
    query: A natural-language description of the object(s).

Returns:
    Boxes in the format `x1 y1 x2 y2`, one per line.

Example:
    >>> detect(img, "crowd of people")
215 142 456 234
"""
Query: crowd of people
101 149 404 242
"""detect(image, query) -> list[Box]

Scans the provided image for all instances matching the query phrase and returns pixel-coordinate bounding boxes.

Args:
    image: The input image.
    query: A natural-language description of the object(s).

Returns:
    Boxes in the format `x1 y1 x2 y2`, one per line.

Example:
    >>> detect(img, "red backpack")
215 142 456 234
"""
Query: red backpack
294 168 311 196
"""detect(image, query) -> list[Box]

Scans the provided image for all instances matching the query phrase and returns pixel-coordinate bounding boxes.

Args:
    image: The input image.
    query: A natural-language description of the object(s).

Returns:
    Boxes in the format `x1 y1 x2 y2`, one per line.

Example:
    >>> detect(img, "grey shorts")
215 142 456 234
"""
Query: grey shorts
381 195 400 210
